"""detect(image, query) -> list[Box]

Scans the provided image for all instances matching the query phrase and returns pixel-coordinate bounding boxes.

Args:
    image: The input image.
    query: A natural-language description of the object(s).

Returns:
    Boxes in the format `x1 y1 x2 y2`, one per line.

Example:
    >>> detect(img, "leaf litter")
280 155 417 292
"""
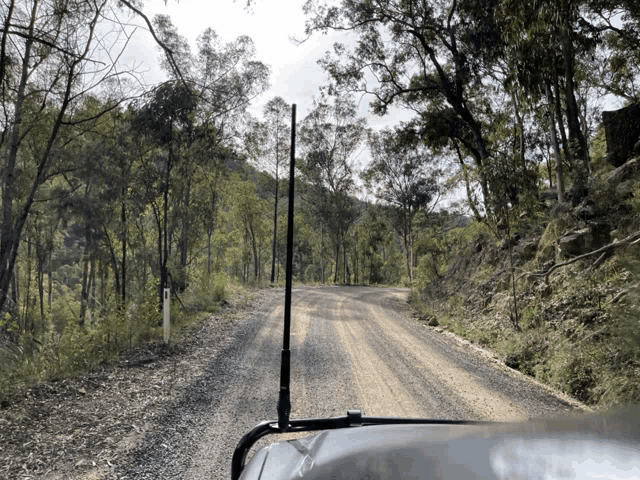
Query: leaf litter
0 289 274 479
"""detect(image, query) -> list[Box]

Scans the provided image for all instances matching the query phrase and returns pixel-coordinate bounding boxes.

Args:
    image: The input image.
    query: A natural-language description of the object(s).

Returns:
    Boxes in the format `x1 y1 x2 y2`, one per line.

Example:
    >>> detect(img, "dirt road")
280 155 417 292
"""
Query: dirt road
115 286 582 480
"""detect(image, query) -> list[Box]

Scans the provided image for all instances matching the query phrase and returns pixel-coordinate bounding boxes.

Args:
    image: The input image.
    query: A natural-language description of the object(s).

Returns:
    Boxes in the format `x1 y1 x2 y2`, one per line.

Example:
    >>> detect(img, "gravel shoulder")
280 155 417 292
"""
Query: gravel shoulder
0 289 279 480
1 286 588 480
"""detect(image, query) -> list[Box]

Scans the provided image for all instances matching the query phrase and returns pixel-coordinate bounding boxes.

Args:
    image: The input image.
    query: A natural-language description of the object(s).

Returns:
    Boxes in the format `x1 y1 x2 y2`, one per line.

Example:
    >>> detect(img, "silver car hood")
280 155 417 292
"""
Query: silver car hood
240 415 640 480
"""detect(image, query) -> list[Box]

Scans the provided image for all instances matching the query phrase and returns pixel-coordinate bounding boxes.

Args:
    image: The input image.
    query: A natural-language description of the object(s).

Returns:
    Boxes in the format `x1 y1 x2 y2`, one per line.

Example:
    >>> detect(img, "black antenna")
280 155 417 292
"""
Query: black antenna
277 104 296 431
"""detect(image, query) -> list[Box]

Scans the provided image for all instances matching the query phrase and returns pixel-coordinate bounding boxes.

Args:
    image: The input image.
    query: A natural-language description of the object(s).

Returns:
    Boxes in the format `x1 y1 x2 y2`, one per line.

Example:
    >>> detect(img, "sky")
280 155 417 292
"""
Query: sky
122 0 413 130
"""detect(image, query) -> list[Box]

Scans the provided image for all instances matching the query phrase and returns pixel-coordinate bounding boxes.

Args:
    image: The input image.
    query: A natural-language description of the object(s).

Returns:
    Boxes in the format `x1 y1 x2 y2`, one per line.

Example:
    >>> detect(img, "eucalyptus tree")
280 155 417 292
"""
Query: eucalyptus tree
497 0 603 199
152 15 271 142
229 178 270 282
0 0 148 315
298 94 367 283
303 0 501 214
589 32 640 103
133 81 198 304
149 16 270 283
135 16 270 298
194 27 271 142
364 126 440 283
245 97 291 283
586 0 640 97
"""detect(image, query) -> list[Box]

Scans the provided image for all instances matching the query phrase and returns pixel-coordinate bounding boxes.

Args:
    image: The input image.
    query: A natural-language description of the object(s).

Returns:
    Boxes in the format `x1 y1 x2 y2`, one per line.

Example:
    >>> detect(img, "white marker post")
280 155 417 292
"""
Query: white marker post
163 288 170 343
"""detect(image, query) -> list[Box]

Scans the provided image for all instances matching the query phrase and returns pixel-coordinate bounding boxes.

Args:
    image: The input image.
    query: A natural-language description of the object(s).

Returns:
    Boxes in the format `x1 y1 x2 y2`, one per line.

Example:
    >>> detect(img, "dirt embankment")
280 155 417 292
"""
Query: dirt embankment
413 207 640 408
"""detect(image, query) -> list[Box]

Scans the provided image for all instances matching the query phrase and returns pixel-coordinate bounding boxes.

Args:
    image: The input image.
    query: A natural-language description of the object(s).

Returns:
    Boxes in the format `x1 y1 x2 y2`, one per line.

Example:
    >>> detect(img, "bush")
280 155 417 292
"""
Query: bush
183 269 231 313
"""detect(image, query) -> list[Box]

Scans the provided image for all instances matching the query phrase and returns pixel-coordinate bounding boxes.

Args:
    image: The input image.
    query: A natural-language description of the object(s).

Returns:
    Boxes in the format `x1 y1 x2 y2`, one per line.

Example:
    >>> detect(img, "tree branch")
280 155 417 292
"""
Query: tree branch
517 231 640 285
118 0 191 92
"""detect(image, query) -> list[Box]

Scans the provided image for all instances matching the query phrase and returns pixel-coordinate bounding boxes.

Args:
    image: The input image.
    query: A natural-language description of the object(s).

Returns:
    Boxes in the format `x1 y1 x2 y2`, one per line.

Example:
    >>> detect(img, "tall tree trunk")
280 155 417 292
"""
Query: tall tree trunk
249 224 259 280
402 210 411 281
160 136 172 305
89 255 96 318
453 140 482 221
408 226 414 283
207 231 212 275
80 225 91 325
270 175 278 283
104 226 121 301
37 251 44 325
0 0 94 314
334 244 340 283
320 224 325 283
553 69 572 169
47 266 52 310
121 186 126 305
561 24 589 195
10 269 17 313
546 82 565 202
153 202 163 309
343 242 347 284
0 0 38 314
23 239 33 329
0 0 15 90
510 90 526 172
545 134 554 189
179 177 190 271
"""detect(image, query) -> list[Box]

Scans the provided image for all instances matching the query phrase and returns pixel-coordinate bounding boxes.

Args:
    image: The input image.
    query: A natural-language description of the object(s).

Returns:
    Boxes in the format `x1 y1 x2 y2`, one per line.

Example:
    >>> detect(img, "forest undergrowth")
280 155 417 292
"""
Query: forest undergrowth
411 165 640 409
0 272 239 406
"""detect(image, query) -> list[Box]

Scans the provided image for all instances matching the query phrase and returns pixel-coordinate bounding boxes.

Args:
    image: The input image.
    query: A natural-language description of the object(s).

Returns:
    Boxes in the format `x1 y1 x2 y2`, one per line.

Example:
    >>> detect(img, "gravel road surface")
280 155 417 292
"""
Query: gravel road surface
115 286 583 480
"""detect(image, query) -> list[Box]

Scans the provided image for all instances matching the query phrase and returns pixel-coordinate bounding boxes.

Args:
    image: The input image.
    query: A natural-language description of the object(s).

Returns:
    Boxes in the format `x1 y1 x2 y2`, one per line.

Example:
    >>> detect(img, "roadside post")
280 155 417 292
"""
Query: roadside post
163 288 170 343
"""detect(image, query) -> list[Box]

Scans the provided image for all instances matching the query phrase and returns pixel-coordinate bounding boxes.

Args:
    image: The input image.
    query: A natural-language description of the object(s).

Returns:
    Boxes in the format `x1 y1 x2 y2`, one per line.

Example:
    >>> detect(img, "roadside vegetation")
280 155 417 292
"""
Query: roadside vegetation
410 156 640 408
2 0 640 410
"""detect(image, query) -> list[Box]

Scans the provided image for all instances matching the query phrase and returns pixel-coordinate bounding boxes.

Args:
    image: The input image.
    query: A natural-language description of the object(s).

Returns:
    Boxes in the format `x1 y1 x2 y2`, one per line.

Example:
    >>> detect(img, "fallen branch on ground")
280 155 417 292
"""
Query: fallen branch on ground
517 231 640 285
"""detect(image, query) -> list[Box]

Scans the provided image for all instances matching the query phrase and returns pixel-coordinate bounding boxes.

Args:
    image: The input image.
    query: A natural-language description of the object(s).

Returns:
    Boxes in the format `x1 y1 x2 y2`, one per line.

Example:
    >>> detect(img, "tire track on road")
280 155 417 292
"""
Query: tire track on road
354 287 525 421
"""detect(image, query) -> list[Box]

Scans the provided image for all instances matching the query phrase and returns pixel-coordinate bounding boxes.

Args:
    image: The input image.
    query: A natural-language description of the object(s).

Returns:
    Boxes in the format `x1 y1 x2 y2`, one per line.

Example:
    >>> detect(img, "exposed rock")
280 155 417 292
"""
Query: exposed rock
557 223 611 258
539 189 558 201
420 314 440 327
606 157 640 185
603 103 640 167
590 222 612 248
500 233 521 250
514 239 538 261
539 188 558 210
615 180 634 200
558 229 590 257
574 202 597 220
537 244 556 264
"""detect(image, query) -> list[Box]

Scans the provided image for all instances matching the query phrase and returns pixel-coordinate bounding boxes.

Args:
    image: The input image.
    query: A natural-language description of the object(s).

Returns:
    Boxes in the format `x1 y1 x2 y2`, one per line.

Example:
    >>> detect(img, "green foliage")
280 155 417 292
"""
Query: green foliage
183 269 230 313
0 285 165 402
410 207 640 408
589 127 610 174
4 0 640 411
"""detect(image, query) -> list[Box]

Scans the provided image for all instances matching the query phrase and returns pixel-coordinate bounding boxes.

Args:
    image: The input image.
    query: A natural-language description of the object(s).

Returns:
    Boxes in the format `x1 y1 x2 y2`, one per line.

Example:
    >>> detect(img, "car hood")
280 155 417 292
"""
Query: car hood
239 411 640 480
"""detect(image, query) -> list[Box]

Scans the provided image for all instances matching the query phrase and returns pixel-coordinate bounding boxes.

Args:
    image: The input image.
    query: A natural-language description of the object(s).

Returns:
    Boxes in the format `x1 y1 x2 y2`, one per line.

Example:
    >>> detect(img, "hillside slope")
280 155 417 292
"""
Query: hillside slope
412 158 640 409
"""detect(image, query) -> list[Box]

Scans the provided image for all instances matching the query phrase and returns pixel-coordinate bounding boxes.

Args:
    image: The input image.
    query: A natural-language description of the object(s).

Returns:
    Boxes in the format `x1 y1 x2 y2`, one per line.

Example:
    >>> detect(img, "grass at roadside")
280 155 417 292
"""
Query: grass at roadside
410 225 640 410
0 272 246 407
